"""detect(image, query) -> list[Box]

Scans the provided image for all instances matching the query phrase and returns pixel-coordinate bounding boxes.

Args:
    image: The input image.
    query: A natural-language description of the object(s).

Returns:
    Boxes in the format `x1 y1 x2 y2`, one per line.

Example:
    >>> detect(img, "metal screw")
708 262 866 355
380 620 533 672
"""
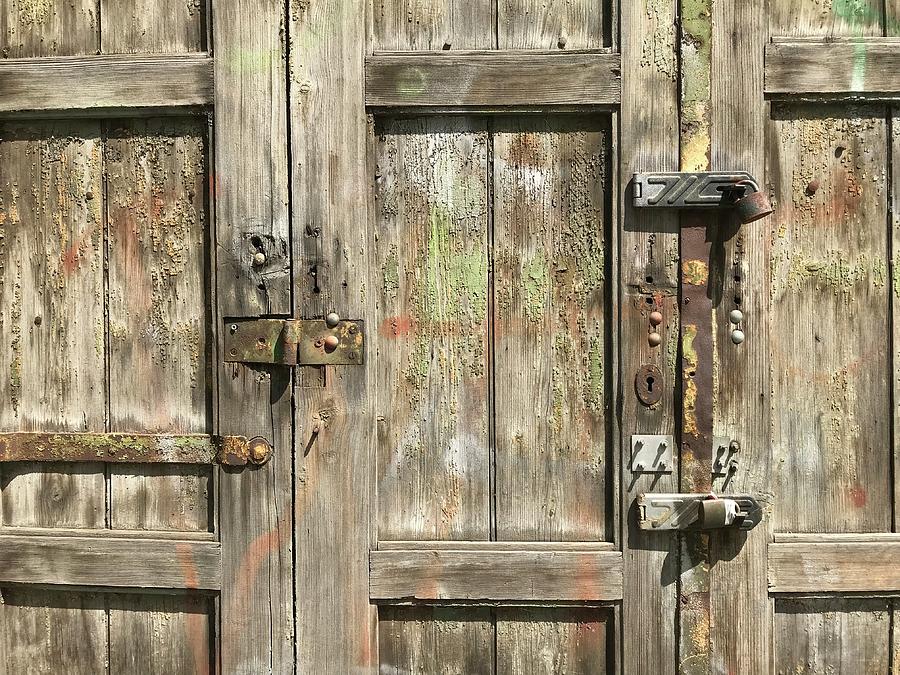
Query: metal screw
324 335 340 350
649 311 663 326
325 312 340 328
348 324 358 334
648 332 662 347
314 338 324 348
230 324 238 333
731 329 745 345
230 348 237 356
252 251 267 266
558 34 567 48
348 350 359 360
33 316 42 326
729 441 741 453
729 309 744 324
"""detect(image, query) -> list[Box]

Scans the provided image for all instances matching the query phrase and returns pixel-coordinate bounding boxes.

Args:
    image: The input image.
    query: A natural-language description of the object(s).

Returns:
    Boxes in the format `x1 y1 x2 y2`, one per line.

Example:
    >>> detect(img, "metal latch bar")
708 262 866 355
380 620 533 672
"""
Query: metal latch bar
637 493 763 531
0 433 272 466
224 318 364 366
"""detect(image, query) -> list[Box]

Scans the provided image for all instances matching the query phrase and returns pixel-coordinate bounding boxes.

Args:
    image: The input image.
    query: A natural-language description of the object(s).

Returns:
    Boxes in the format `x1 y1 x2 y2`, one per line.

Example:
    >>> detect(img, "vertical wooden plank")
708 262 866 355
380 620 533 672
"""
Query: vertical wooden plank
0 0 97 57
495 607 611 674
290 0 376 671
775 598 890 674
373 117 490 542
214 0 293 671
894 108 900 536
0 121 106 529
620 0 680 672
109 593 213 674
378 606 493 674
492 116 610 542
768 103 890 533
497 0 605 49
106 118 211 533
99 0 205 53
708 0 771 673
371 0 493 50
0 589 108 675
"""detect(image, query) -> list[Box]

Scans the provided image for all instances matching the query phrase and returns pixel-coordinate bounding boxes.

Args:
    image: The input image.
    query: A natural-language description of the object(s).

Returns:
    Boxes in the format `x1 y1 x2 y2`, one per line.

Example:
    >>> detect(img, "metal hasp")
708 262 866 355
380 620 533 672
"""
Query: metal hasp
637 493 763 531
224 318 365 366
630 435 674 474
632 172 774 224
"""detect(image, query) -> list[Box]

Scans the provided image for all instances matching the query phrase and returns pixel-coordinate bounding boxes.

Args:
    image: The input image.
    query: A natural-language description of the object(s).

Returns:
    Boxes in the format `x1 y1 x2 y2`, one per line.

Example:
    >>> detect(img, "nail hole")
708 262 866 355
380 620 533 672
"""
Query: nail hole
835 146 845 158
645 297 653 305
733 275 741 283
734 296 742 306
689 370 696 377
645 276 654 284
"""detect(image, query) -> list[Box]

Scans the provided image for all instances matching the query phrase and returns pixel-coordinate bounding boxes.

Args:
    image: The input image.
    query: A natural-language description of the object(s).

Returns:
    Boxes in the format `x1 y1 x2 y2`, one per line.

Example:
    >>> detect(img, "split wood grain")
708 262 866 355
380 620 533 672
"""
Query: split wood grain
365 52 621 108
766 41 900 97
370 549 624 602
372 0 493 50
0 535 221 590
0 55 213 113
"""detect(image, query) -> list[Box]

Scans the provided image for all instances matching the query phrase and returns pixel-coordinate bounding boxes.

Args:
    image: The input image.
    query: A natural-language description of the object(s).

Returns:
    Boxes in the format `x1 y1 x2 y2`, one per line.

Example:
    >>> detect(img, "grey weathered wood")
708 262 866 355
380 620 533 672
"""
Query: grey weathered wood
495 607 610 674
0 55 213 114
708 2 772 674
290 0 377 671
0 0 97 58
378 540 616 551
894 106 900 536
497 0 606 49
370 549 624 601
620 0 680 673
365 52 621 109
100 0 205 53
492 116 610 542
775 598 890 674
372 0 492 50
213 0 294 671
766 41 900 97
769 542 900 593
0 535 221 590
769 0 883 38
378 606 493 675
373 117 490 542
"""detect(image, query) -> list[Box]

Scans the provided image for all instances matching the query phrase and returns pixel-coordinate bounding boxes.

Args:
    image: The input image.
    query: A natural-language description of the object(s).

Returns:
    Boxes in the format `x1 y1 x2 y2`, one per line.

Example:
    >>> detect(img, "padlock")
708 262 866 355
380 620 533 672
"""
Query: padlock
697 498 740 529
733 189 775 224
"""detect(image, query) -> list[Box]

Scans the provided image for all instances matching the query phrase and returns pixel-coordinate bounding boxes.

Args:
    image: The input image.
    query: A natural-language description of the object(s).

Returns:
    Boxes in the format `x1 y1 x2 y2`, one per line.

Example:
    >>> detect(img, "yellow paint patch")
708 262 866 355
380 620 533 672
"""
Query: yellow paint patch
682 259 708 286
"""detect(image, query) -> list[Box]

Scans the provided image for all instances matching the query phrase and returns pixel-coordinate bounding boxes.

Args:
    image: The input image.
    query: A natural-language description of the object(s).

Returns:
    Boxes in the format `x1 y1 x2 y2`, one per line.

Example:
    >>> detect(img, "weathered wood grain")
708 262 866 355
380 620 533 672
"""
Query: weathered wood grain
768 0 883 37
0 0 97 57
290 0 376 671
497 0 606 49
0 589 108 675
492 116 610 542
894 107 900 535
766 41 900 97
371 0 493 50
374 117 490 542
0 55 214 114
620 0 680 672
768 103 890 533
105 118 211 533
769 542 900 593
775 598 890 674
378 606 493 675
365 52 621 109
378 540 616 551
100 0 205 53
370 549 624 601
214 0 293 671
495 607 611 674
0 535 221 590
708 2 772 674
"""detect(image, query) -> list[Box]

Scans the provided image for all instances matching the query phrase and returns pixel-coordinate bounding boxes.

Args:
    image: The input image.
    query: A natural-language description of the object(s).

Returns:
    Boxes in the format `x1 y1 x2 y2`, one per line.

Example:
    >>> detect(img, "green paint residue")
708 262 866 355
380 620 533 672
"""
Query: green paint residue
523 251 549 322
585 335 604 416
773 249 887 299
382 245 400 297
683 324 699 373
893 256 900 298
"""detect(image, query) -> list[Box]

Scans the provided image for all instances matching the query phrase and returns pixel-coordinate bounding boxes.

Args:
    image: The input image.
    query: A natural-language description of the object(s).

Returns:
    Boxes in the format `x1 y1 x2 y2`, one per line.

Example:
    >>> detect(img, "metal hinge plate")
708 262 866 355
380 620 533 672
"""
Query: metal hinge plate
224 318 364 366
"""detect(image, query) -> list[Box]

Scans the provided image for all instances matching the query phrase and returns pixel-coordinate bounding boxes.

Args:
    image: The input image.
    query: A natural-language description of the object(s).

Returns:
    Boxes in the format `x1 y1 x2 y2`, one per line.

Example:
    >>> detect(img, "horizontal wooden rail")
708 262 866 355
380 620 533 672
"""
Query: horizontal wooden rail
769 539 900 593
0 54 214 113
766 40 900 98
0 535 221 590
370 545 623 602
365 51 621 109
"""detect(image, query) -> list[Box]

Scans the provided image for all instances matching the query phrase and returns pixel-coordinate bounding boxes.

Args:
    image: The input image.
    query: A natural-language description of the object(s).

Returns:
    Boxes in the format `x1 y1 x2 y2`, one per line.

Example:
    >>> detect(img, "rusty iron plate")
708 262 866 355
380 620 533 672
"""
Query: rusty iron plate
0 433 272 466
635 364 663 407
224 318 364 366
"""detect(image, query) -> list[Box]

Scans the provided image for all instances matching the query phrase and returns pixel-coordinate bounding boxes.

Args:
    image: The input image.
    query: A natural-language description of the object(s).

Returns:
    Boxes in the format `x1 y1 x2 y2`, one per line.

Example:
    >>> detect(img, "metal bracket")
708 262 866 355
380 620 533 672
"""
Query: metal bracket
224 318 365 366
712 437 740 477
630 435 673 474
632 172 774 224
637 493 763 531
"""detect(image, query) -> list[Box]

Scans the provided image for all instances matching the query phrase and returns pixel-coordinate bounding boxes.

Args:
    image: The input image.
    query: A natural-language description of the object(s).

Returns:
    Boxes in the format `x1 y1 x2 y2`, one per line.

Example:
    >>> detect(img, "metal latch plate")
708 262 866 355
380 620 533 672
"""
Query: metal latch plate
637 493 762 531
632 172 757 208
224 319 364 366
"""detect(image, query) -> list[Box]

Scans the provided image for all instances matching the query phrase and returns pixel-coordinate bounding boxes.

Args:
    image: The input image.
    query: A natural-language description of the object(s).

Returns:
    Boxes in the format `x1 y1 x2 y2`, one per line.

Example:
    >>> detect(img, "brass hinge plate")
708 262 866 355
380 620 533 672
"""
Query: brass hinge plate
224 318 365 366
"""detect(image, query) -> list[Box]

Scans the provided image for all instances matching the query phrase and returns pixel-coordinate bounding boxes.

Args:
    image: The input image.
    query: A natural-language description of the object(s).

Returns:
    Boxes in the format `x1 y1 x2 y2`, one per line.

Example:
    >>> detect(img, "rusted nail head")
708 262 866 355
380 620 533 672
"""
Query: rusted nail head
33 316 42 326
324 335 340 351
348 323 358 334
248 437 272 465
348 350 359 361
805 179 820 196
648 332 662 347
314 338 324 348
649 311 663 326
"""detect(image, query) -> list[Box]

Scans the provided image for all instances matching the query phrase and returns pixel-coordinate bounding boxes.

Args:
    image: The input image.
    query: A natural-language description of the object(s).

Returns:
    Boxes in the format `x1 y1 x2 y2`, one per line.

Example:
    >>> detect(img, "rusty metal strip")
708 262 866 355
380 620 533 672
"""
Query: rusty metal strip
224 318 364 366
0 433 272 466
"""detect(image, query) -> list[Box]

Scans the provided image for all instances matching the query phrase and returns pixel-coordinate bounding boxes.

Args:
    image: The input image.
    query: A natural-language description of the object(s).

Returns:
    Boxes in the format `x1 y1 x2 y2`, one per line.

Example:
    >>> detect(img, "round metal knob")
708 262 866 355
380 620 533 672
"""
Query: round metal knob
731 329 745 345
325 312 340 328
729 309 744 324
649 311 663 326
323 335 340 351
252 251 267 266
648 332 662 347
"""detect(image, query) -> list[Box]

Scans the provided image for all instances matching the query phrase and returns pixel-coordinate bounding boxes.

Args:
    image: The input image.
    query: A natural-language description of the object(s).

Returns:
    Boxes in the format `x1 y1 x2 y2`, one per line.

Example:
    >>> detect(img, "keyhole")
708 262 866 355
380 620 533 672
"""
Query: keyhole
646 376 655 392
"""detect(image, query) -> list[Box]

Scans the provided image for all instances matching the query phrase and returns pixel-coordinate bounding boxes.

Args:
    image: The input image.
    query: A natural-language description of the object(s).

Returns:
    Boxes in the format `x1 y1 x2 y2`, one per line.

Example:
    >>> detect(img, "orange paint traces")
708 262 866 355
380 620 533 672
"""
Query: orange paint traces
849 483 867 508
61 244 81 274
175 543 210 675
380 315 415 338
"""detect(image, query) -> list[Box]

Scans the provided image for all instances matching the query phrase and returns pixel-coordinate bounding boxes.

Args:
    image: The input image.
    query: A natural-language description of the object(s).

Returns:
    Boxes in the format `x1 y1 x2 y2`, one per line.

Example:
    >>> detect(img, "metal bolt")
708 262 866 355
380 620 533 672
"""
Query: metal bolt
324 335 340 350
648 332 662 347
314 338 324 348
33 316 42 326
729 309 744 324
731 329 745 345
252 251 267 266
325 312 340 328
230 348 238 357
248 437 272 465
649 311 663 326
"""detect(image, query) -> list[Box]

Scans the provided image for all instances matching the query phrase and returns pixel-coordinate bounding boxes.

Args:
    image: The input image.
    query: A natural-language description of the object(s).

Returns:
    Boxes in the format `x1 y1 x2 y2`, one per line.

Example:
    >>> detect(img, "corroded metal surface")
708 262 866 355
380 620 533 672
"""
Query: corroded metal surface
224 318 365 366
0 432 270 466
